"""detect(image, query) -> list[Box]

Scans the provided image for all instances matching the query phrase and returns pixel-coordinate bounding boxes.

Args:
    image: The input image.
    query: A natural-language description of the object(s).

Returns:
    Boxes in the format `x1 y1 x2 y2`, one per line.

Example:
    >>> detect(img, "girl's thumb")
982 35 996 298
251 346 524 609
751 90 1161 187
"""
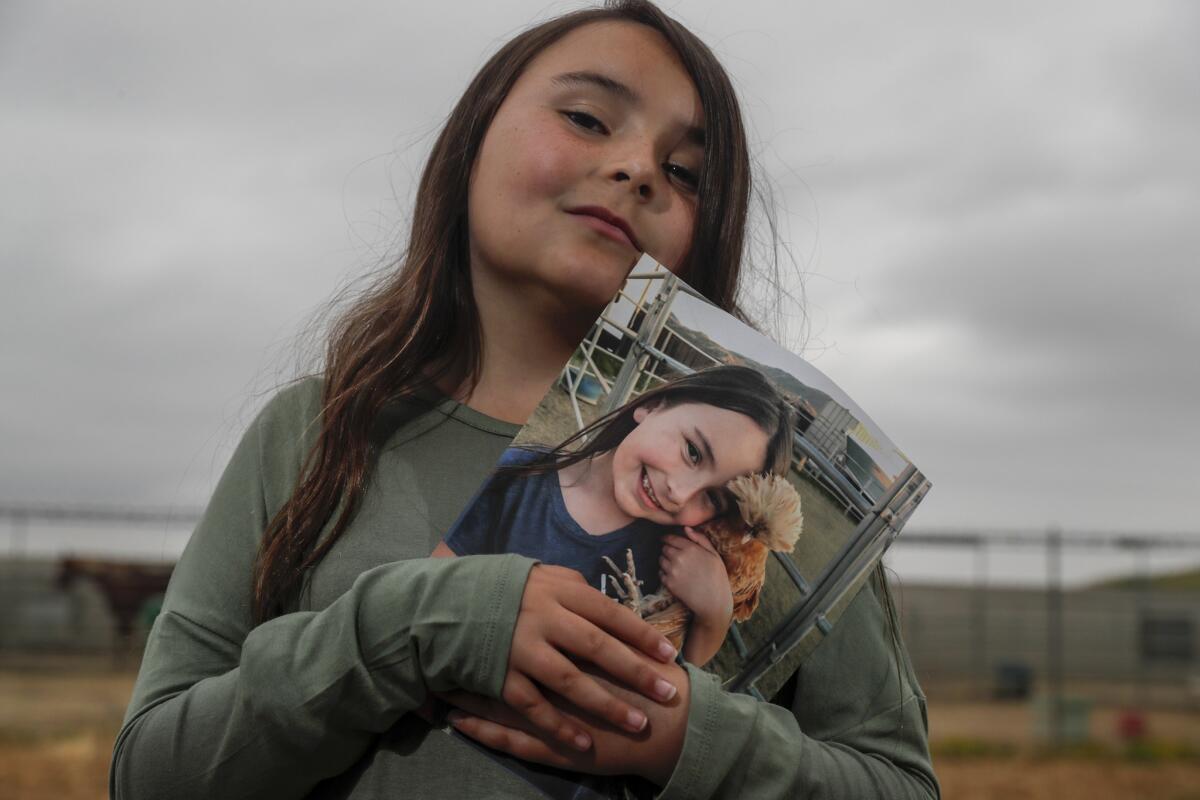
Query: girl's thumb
685 526 718 553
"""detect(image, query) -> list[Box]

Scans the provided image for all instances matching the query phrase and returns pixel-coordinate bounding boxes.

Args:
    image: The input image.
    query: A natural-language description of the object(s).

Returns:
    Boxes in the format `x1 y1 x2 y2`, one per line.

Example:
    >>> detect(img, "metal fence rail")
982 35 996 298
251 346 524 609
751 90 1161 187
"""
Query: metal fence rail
886 527 1200 741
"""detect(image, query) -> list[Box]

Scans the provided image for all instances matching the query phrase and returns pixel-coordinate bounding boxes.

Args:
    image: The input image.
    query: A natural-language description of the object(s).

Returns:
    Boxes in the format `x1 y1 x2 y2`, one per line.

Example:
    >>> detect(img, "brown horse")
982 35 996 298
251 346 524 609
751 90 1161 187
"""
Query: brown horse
56 557 174 657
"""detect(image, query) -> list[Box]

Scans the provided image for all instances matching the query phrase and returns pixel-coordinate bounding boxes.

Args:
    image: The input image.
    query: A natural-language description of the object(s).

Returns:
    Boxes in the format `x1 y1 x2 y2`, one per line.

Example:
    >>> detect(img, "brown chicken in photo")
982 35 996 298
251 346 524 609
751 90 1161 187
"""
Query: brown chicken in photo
603 471 804 651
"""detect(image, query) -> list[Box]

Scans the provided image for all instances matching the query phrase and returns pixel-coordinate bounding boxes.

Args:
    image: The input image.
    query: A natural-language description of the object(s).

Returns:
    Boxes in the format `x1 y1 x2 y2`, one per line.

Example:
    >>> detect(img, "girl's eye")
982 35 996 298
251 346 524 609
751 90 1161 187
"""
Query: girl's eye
686 440 701 464
665 162 699 192
562 110 607 134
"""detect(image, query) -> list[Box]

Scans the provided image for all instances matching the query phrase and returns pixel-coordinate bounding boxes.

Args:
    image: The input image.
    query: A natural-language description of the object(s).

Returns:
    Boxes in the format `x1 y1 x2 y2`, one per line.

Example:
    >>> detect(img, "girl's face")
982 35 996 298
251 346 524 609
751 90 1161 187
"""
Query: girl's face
467 20 704 314
611 401 771 528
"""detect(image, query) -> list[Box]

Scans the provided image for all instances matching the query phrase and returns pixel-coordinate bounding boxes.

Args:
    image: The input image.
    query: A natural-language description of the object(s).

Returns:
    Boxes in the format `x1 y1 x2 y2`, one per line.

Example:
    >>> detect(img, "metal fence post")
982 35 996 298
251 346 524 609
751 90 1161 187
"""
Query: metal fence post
973 539 989 699
11 510 27 560
1046 525 1064 747
604 274 679 412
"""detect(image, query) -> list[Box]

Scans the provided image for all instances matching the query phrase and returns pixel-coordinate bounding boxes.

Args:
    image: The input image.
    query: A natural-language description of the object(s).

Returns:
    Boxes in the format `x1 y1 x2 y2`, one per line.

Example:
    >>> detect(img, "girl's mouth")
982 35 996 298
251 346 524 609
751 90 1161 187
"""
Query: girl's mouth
640 466 666 512
566 206 642 251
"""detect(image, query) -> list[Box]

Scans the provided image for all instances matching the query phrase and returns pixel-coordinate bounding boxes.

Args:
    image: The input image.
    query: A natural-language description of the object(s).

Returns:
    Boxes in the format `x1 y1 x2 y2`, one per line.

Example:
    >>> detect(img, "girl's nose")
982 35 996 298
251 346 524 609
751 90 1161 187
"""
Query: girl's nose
607 142 657 201
612 168 653 200
665 474 704 512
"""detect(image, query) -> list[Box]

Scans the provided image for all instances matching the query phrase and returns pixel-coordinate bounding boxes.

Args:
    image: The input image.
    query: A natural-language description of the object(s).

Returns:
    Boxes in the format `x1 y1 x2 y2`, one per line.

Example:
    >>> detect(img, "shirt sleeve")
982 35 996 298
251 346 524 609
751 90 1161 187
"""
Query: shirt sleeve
656 572 940 799
109 382 538 800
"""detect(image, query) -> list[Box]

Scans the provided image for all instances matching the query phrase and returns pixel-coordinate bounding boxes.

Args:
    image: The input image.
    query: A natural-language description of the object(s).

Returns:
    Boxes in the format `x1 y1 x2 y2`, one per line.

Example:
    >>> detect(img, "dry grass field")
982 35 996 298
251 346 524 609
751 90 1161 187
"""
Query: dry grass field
935 759 1200 800
2 660 1198 800
0 661 131 800
931 700 1200 800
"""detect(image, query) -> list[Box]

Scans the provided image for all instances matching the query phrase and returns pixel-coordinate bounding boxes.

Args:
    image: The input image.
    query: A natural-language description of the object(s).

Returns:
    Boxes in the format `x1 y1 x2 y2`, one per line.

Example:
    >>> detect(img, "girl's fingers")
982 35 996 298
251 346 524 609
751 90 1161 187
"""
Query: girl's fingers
684 528 719 554
535 642 648 734
659 554 674 576
537 623 667 734
567 584 678 663
499 669 591 750
509 566 676 736
442 688 593 753
664 533 712 556
522 565 675 663
448 711 579 769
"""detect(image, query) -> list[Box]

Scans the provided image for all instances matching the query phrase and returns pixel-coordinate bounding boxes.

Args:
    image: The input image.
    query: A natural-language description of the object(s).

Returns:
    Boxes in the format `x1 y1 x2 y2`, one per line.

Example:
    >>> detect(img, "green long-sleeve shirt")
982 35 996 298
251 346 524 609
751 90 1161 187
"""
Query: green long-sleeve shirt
111 377 939 799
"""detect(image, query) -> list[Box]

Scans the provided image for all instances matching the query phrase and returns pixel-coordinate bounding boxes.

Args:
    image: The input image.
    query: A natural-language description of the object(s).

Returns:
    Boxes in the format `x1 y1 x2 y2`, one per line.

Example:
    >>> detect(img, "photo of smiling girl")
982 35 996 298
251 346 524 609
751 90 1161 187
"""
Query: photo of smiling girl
433 365 795 666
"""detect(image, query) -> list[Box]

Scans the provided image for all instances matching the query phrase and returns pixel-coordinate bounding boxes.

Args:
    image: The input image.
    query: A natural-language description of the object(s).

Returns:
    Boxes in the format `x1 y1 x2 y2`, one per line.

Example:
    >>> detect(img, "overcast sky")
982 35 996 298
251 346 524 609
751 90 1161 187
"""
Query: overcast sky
2 1 1197 582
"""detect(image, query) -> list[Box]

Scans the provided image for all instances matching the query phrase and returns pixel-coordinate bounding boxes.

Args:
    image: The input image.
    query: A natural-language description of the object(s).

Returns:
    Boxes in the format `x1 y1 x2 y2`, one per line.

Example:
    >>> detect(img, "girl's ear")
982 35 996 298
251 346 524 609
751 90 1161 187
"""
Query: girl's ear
632 399 662 424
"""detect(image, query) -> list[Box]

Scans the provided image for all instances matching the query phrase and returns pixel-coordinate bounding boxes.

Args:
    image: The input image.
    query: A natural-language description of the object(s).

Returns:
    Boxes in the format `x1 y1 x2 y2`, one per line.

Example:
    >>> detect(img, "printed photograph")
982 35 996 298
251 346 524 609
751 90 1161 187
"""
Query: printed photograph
438 256 932 699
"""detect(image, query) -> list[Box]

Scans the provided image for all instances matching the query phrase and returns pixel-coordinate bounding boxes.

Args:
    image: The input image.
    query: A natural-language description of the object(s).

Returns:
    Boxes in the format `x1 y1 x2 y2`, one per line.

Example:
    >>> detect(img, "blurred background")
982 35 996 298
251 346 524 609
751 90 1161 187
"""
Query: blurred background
1 1 1197 798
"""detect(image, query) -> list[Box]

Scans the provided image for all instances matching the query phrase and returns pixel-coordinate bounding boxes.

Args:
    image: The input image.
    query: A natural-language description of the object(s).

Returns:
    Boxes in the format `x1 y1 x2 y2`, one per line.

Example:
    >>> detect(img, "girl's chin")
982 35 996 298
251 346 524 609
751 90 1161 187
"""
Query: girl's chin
548 254 634 300
614 488 640 520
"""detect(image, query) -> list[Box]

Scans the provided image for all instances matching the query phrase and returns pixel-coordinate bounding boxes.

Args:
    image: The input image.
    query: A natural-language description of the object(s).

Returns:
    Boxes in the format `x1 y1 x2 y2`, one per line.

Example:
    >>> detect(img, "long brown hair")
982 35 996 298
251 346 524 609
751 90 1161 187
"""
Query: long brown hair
252 0 758 623
501 366 796 486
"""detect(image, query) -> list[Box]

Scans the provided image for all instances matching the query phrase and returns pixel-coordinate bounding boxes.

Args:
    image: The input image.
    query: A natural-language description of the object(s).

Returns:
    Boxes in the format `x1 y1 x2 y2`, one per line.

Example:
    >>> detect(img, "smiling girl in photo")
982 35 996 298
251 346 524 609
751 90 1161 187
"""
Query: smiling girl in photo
435 365 795 666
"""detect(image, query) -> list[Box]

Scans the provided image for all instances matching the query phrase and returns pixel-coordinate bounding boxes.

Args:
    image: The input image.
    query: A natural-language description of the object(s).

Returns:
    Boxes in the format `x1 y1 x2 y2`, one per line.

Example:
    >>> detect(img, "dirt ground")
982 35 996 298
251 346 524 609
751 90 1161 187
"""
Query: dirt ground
931 701 1200 800
935 759 1200 800
0 662 131 800
930 699 1200 749
2 663 1199 800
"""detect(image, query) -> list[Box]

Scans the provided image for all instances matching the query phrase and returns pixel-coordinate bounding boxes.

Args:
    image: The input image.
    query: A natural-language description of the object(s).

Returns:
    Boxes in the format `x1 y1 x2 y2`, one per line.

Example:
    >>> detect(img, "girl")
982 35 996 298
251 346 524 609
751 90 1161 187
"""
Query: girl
112 2 939 798
435 365 796 667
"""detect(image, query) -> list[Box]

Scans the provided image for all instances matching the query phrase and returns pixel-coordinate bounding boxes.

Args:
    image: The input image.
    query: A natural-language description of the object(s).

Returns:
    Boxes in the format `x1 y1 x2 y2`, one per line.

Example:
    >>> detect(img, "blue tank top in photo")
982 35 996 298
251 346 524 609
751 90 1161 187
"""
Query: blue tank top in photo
443 446 666 596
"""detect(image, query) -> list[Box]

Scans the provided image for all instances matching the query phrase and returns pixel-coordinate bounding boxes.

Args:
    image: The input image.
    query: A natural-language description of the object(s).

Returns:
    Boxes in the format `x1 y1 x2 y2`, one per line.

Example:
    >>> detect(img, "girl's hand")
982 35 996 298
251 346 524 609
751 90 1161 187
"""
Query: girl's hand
660 528 733 634
441 656 690 786
502 564 680 752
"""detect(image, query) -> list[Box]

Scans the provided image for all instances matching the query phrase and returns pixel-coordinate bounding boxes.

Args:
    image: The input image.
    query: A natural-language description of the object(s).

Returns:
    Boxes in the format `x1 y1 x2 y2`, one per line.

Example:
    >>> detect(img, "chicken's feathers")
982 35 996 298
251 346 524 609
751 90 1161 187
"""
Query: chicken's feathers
727 472 804 552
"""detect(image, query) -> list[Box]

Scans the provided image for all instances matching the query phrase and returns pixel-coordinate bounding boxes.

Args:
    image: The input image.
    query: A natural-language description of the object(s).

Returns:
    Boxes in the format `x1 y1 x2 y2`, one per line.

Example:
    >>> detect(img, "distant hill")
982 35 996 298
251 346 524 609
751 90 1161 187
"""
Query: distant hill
1086 567 1200 592
665 314 839 412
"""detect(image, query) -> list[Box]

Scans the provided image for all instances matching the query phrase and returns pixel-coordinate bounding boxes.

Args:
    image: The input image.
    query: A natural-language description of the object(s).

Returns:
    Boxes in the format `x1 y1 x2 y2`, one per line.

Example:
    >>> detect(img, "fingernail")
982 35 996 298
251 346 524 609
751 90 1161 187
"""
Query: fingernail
446 711 465 726
574 733 592 751
658 641 677 661
654 678 677 701
627 710 647 732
